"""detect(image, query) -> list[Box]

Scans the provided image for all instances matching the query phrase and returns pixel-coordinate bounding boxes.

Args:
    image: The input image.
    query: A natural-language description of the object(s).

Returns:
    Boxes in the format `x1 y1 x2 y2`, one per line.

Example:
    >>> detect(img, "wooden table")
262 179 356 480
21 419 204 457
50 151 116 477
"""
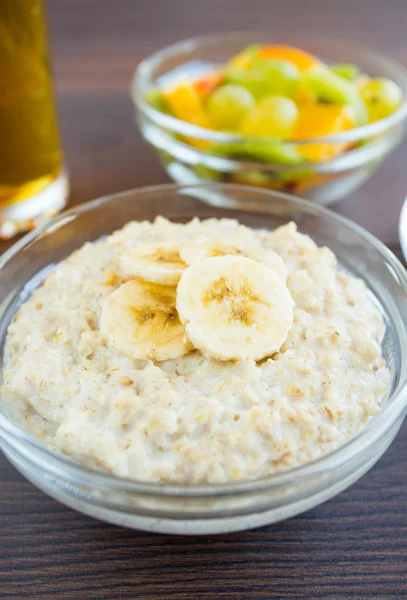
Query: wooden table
1 1 407 597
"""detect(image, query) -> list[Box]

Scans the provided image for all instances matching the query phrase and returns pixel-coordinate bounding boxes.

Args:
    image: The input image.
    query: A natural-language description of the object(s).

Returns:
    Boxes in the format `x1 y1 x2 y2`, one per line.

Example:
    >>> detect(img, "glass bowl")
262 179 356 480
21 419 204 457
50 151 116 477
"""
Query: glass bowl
132 34 407 205
0 183 406 535
399 196 407 262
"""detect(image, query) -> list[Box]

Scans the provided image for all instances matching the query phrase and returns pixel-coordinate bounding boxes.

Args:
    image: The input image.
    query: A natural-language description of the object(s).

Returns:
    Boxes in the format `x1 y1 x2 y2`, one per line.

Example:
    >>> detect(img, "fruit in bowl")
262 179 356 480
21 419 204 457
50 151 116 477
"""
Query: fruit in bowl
140 42 405 199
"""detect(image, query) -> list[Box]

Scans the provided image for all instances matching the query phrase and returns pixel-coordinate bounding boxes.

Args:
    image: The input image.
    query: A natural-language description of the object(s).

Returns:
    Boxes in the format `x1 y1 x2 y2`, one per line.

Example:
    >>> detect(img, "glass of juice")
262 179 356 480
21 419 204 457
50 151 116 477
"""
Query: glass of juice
0 0 68 239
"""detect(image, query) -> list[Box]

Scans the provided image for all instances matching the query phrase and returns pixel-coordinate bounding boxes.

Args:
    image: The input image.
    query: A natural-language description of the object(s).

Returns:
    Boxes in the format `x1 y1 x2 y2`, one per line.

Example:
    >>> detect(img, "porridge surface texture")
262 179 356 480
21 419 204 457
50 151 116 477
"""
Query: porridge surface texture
1 217 389 483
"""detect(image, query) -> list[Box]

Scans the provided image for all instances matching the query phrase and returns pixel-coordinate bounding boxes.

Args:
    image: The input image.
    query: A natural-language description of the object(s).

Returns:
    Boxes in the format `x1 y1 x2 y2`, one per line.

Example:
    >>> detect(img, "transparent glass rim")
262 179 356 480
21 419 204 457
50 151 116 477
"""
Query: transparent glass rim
132 32 407 147
1 182 407 497
138 119 404 174
399 196 407 263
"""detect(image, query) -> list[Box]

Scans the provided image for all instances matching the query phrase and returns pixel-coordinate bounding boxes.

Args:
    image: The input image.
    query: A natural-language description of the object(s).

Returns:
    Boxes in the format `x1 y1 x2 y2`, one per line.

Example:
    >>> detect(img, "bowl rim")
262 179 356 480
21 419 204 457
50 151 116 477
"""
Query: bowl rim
399 196 407 263
136 119 404 175
132 32 407 147
1 182 407 497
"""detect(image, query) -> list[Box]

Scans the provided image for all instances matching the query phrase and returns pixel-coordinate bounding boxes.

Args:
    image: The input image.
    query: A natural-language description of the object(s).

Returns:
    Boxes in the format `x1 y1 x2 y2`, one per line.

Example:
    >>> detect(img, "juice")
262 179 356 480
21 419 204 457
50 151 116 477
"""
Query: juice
0 0 67 238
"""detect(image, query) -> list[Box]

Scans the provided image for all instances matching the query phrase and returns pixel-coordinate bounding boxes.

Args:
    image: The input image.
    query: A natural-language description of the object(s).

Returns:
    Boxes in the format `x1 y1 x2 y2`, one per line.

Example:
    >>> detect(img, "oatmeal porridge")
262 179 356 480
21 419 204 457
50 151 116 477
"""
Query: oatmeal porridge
1 217 389 483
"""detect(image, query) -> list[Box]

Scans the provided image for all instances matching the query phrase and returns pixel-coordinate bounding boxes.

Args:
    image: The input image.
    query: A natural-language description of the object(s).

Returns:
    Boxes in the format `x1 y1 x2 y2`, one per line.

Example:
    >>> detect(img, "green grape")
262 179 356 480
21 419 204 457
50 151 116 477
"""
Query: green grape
241 95 299 139
300 66 353 103
278 167 313 182
193 163 222 180
231 171 271 186
207 84 255 129
209 140 303 165
240 142 303 164
224 67 251 87
252 59 299 98
300 65 367 124
225 59 299 100
145 87 172 114
330 63 359 81
360 78 403 122
230 44 261 67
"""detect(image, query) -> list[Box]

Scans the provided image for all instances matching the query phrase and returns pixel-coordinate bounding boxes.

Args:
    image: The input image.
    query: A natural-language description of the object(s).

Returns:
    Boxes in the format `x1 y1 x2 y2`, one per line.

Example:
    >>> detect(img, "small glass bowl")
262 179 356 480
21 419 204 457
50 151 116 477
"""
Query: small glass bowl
0 183 407 535
132 34 407 205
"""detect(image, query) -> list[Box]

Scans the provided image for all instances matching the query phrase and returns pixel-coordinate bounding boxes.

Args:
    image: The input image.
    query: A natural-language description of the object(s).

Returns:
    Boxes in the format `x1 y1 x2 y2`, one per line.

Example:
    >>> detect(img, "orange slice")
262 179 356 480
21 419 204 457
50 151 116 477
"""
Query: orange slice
259 45 320 72
292 104 355 162
163 80 211 128
292 172 340 194
193 70 224 99
162 80 212 149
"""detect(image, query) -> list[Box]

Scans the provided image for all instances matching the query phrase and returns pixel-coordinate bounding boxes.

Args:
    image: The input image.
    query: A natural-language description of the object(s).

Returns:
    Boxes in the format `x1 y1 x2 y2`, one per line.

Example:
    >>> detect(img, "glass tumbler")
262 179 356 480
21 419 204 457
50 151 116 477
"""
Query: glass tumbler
0 0 68 239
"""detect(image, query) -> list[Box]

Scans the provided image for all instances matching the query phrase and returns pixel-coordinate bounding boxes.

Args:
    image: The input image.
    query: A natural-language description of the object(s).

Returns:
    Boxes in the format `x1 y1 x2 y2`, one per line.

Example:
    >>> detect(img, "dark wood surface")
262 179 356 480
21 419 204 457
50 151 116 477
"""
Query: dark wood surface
1 1 407 598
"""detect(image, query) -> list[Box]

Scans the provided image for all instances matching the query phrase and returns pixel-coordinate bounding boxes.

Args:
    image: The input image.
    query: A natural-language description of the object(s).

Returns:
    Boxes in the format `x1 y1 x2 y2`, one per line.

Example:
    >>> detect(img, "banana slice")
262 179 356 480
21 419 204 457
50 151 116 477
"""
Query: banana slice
180 238 287 282
121 242 186 285
176 256 293 361
100 279 193 361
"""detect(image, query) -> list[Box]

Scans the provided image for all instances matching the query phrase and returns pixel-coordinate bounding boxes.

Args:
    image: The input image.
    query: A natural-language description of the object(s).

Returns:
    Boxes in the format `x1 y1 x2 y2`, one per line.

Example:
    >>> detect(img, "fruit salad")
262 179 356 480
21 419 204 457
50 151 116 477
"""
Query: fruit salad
145 44 403 193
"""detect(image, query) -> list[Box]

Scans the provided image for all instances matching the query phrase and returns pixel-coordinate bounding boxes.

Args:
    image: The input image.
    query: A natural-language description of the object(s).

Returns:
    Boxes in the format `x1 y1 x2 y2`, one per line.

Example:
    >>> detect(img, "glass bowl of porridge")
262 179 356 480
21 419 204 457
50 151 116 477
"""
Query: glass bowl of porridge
0 183 406 535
